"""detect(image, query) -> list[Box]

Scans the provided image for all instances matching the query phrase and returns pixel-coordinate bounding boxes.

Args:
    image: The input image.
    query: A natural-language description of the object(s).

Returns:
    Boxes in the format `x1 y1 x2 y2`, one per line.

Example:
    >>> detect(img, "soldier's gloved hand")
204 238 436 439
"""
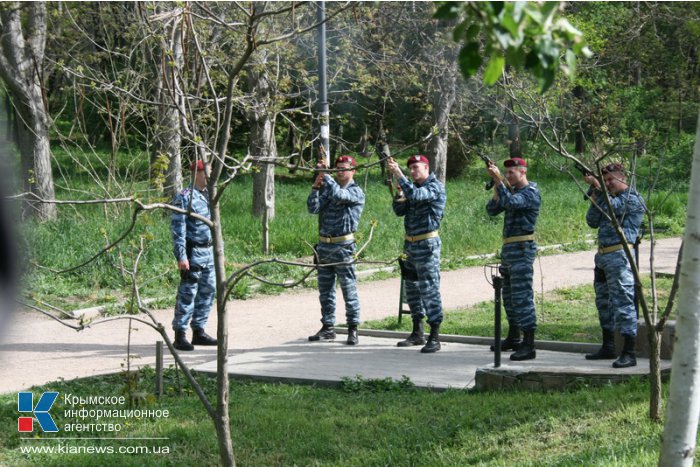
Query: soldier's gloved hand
312 171 325 189
387 158 403 178
178 259 190 271
583 174 600 190
486 163 501 182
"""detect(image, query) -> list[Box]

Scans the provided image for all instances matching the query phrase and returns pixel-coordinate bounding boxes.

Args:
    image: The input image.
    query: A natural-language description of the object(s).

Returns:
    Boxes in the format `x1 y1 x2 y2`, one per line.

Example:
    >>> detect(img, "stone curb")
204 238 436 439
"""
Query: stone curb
337 328 600 354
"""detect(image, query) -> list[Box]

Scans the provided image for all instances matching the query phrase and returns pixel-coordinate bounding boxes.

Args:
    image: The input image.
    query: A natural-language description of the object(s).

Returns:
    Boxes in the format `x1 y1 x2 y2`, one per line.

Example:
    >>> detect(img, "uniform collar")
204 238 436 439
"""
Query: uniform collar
415 172 434 187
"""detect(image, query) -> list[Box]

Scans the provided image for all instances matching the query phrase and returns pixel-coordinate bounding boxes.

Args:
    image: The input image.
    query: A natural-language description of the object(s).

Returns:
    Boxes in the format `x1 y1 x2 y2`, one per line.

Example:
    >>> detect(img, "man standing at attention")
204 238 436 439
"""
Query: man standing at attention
307 156 365 345
486 157 540 361
583 162 644 368
387 155 447 353
171 160 217 351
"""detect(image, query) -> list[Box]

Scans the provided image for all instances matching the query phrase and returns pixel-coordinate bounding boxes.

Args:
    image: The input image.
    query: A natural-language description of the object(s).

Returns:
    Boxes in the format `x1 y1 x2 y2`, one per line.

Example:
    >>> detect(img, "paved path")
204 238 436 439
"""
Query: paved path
0 237 681 394
192 335 670 391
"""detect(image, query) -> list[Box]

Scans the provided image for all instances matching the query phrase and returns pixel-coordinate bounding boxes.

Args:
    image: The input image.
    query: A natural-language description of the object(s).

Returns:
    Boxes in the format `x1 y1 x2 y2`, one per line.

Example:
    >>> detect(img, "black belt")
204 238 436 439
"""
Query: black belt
187 240 212 248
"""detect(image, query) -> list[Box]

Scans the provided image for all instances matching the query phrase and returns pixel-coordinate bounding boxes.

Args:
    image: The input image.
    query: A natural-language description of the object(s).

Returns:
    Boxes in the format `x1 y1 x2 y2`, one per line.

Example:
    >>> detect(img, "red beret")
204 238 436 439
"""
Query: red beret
407 155 429 167
601 162 625 174
504 157 527 168
335 155 357 167
190 160 205 172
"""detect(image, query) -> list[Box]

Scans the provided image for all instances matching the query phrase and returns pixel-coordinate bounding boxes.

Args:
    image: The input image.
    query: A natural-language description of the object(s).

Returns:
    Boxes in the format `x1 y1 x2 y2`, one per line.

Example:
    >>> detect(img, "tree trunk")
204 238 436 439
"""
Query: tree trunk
648 329 662 421
503 67 521 158
210 199 235 466
507 114 521 158
285 123 301 174
152 8 183 200
573 85 586 154
376 124 390 178
0 2 56 220
426 57 456 183
210 73 238 467
250 120 276 222
659 109 700 466
247 52 276 222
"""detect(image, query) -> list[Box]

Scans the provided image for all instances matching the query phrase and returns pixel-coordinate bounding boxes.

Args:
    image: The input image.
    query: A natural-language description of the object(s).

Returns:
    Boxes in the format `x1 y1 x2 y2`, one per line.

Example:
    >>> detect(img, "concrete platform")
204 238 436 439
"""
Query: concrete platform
192 332 672 392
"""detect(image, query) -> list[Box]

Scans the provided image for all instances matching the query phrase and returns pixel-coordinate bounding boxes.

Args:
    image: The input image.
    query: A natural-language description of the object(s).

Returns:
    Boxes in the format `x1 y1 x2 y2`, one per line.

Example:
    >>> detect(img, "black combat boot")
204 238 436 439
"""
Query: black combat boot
420 323 441 353
346 324 359 346
510 329 536 361
397 318 427 347
612 334 637 368
490 324 521 351
585 329 617 360
308 324 336 341
174 330 194 351
192 328 217 346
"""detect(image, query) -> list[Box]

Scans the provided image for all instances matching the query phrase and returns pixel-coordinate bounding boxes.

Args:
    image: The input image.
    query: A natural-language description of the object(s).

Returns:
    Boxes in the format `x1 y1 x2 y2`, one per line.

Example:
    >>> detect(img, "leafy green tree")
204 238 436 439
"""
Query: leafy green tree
436 1 591 92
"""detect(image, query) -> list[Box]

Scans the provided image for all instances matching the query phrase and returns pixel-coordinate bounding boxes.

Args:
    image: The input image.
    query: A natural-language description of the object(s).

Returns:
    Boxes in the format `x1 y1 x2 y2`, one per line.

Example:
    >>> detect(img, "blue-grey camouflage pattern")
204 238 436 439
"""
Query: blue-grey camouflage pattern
308 175 365 325
171 186 216 332
393 173 447 325
486 182 540 237
393 173 446 236
587 187 645 337
594 251 637 336
402 236 443 325
586 187 644 247
486 182 541 331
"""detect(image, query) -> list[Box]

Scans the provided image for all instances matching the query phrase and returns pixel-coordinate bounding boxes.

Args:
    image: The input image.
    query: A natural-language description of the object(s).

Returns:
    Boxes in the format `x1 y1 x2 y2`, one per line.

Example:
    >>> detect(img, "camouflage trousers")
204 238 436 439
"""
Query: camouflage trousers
594 250 637 337
172 251 216 332
403 237 443 325
501 241 537 331
316 242 361 326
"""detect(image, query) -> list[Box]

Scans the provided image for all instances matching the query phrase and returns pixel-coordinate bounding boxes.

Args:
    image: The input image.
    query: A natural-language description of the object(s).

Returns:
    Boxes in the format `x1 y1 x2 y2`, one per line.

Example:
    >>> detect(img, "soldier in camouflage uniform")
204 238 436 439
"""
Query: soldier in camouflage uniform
170 160 217 351
307 156 365 345
583 162 644 368
486 157 540 361
387 155 447 353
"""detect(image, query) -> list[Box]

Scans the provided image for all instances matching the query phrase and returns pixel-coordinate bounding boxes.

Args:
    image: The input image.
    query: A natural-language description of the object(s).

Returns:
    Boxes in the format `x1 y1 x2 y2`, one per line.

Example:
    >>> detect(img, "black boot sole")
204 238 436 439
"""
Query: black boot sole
420 342 441 353
612 357 637 368
510 350 536 361
490 340 522 352
397 337 426 347
191 339 217 346
585 353 617 360
308 335 336 341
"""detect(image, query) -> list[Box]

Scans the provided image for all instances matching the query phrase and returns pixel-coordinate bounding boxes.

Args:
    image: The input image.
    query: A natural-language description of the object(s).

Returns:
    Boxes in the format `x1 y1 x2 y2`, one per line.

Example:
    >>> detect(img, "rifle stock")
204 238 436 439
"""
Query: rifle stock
385 173 395 198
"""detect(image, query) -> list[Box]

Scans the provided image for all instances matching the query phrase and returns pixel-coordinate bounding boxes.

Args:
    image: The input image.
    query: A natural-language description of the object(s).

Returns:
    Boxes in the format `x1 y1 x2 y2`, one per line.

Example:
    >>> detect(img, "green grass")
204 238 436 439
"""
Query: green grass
20 149 687 311
363 275 677 343
0 270 685 466
0 368 690 466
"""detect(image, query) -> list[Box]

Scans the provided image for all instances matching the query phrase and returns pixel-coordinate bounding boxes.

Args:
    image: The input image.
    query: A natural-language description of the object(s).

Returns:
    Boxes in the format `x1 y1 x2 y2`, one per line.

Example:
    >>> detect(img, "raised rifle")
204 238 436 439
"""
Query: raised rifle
474 150 510 190
571 160 595 201
376 142 398 199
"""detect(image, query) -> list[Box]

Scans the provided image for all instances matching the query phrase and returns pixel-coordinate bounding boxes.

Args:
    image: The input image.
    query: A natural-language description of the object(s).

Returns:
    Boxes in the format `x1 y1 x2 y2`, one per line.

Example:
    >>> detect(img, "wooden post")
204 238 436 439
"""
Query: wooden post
155 341 163 397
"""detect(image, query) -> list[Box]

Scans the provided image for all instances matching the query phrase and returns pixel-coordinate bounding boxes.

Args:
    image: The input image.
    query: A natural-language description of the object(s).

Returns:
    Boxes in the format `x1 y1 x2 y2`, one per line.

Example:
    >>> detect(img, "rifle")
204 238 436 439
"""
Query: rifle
376 141 398 199
571 160 595 201
474 151 496 190
385 160 404 200
572 160 592 177
474 150 509 190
